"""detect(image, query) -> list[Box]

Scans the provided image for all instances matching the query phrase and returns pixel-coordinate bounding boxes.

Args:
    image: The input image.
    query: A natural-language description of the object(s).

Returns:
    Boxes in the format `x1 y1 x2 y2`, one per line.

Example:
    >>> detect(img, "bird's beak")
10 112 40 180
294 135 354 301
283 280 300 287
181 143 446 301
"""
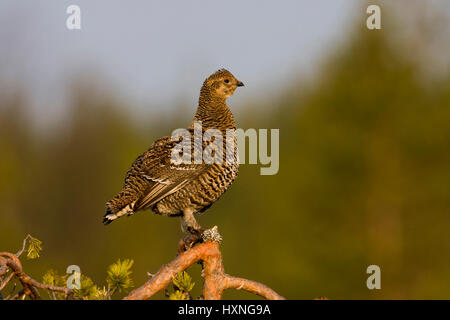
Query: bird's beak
236 80 244 87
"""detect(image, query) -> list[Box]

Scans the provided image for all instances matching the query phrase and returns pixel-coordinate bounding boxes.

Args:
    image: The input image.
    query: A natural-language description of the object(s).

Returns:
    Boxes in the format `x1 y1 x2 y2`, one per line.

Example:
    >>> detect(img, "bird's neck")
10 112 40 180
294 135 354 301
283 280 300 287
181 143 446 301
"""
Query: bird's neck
191 85 235 131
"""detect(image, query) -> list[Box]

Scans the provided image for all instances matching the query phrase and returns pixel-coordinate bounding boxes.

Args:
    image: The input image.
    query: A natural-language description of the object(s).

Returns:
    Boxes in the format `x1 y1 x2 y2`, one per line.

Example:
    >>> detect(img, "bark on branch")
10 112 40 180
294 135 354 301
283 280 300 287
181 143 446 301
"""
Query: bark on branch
0 251 73 300
124 240 285 300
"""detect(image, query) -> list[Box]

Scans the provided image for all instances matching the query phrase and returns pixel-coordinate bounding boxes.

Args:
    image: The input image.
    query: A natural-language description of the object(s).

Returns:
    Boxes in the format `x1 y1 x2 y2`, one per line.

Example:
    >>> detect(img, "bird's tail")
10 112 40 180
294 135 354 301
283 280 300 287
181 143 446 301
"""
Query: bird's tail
103 197 136 225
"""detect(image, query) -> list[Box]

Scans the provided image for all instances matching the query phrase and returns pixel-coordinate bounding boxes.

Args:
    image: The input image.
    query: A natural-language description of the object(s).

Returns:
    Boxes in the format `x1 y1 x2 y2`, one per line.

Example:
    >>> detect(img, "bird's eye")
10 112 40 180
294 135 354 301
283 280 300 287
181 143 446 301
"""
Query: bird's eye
224 79 229 83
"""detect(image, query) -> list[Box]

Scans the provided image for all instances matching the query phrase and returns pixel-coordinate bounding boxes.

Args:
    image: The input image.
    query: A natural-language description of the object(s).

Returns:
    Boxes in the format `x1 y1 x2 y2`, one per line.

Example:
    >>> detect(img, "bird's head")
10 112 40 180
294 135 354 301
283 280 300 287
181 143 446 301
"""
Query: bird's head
203 69 244 99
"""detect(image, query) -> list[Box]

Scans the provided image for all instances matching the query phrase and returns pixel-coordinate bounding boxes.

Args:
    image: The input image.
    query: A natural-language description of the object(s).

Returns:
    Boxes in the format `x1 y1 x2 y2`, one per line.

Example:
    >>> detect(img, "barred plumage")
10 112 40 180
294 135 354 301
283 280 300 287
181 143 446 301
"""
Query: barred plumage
104 69 243 233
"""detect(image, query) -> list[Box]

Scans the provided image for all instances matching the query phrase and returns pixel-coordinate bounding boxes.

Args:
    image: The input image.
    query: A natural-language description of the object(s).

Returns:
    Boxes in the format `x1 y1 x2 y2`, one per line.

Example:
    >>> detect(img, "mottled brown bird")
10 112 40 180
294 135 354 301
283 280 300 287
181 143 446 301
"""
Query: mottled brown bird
104 69 243 234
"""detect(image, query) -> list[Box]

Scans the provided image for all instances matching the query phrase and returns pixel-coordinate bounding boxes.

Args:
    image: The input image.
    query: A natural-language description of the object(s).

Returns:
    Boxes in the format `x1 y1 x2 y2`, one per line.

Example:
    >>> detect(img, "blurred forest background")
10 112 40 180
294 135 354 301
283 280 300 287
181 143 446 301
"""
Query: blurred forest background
1 1 450 299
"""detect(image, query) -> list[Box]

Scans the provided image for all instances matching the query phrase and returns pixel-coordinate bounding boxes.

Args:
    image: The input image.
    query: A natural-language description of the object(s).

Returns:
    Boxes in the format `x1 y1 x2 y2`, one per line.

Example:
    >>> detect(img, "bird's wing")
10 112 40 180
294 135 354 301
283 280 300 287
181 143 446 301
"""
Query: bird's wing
130 135 208 211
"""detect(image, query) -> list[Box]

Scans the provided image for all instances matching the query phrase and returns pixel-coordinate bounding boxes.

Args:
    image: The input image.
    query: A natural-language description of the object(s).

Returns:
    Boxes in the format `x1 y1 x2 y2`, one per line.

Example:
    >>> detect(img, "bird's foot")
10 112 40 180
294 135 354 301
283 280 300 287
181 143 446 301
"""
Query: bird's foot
177 230 203 254
177 226 222 254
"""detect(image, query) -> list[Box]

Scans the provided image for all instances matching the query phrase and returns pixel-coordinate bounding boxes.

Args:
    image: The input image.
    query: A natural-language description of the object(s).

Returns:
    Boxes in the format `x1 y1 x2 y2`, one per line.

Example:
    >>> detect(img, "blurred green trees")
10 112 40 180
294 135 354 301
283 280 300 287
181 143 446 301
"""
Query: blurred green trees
1 12 450 299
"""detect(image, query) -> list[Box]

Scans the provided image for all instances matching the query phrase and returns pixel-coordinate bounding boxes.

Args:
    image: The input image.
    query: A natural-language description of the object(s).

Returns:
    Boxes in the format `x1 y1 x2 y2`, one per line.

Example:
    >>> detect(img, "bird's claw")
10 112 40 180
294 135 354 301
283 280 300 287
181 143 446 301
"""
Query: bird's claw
177 226 222 254
178 232 201 254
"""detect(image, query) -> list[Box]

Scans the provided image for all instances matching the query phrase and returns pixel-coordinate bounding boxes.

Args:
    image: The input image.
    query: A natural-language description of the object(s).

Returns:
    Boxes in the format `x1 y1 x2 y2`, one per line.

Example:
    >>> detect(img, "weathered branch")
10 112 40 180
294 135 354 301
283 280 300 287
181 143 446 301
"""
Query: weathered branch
124 240 284 300
15 234 32 257
0 252 73 300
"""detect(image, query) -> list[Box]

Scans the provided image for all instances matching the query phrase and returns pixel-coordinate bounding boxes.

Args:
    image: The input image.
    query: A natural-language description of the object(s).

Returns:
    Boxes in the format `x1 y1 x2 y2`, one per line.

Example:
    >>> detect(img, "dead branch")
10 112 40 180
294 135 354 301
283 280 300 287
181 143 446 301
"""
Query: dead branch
124 240 285 300
15 234 33 257
0 251 73 300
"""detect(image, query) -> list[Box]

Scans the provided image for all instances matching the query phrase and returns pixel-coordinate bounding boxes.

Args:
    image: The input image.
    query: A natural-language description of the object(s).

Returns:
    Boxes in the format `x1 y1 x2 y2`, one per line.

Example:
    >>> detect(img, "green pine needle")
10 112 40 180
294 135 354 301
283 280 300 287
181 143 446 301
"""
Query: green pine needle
26 236 42 259
173 271 195 293
42 269 67 287
92 286 109 300
73 275 97 300
106 259 134 293
169 290 189 300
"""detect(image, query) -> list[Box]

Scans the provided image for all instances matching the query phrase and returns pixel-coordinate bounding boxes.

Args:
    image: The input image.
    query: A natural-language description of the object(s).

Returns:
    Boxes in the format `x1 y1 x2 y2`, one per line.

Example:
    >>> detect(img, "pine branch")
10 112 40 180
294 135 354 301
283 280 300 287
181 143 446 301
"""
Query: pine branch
124 227 284 300
0 252 73 300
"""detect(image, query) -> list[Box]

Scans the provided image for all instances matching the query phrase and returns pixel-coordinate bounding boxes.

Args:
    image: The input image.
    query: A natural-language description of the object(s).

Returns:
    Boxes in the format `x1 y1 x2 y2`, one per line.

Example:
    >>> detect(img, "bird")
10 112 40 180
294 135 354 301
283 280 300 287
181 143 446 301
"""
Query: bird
103 69 244 236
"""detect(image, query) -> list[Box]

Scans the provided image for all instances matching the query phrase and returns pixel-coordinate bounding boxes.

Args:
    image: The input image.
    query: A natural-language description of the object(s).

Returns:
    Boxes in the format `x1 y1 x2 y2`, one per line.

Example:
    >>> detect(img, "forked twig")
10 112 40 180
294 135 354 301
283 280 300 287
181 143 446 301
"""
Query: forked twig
0 252 73 300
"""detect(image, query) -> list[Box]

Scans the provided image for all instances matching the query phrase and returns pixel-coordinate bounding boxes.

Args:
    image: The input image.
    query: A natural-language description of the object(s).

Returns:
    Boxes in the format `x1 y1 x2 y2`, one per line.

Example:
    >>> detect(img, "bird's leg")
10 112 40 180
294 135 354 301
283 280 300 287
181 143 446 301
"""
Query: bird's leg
178 208 205 253
178 233 199 254
181 208 204 235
